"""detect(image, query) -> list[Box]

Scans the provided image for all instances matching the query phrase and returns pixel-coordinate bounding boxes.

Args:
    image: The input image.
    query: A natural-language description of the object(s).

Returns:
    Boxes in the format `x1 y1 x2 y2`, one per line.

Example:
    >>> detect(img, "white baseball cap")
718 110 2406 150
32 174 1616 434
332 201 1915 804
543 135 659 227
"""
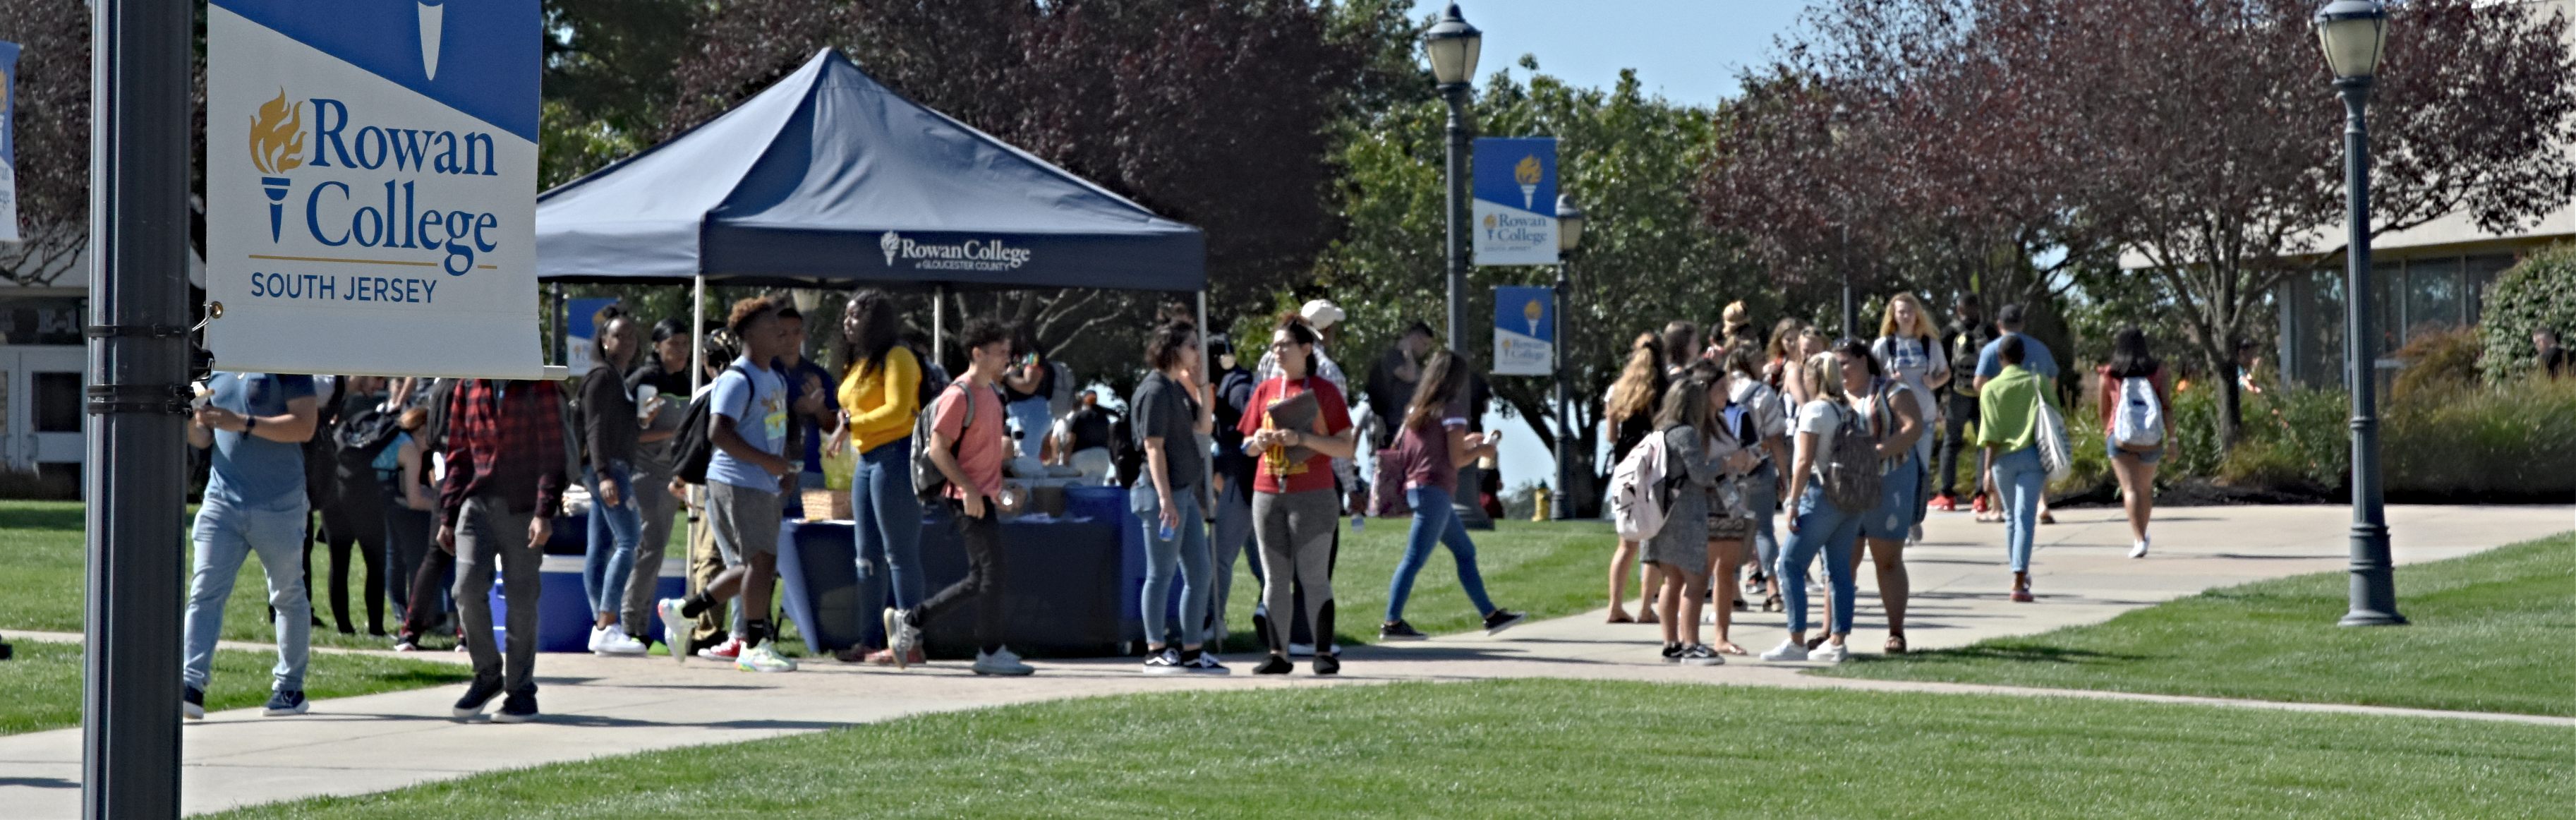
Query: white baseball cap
1300 299 1346 330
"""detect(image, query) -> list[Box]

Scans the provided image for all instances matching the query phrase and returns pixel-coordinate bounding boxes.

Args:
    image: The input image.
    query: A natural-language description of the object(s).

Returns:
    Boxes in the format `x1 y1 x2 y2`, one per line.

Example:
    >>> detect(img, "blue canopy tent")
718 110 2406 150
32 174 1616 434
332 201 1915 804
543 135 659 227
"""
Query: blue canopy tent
536 47 1207 366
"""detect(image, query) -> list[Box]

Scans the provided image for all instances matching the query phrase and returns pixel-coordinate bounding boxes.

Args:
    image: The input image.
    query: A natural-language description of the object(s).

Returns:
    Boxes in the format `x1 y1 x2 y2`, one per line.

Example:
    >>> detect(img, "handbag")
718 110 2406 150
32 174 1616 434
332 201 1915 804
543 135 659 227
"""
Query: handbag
2033 394 2072 484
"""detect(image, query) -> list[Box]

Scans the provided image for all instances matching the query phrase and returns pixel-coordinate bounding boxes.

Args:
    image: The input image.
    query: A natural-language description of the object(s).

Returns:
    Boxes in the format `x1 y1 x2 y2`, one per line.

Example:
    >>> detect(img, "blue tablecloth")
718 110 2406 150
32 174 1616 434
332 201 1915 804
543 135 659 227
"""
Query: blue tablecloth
777 512 1127 658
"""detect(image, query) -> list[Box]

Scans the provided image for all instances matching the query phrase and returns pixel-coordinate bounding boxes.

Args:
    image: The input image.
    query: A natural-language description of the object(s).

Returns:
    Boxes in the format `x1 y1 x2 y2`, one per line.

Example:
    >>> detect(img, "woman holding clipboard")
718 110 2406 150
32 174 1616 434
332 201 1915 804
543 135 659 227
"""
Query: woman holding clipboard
1240 313 1358 675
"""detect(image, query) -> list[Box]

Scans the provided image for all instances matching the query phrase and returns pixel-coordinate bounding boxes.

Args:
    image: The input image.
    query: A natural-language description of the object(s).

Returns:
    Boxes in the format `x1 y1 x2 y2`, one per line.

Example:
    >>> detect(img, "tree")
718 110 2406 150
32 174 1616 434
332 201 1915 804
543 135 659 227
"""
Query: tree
1318 61 1755 514
0 0 90 285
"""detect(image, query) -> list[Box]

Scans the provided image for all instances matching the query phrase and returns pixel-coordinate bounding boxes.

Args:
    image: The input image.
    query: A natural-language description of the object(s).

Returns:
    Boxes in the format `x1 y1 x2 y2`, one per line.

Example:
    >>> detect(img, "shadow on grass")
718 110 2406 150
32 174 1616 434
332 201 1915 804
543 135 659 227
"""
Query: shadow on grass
1849 644 2154 667
0 505 85 533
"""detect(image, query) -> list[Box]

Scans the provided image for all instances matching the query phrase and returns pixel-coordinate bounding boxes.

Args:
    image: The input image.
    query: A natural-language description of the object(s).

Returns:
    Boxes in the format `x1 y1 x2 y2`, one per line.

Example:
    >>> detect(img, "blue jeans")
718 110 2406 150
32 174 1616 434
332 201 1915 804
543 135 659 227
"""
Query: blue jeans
1746 460 1782 578
1861 453 1922 541
1777 486 1862 635
854 438 927 614
1992 446 2046 572
183 496 311 692
583 463 643 620
1386 485 1497 623
1135 484 1211 647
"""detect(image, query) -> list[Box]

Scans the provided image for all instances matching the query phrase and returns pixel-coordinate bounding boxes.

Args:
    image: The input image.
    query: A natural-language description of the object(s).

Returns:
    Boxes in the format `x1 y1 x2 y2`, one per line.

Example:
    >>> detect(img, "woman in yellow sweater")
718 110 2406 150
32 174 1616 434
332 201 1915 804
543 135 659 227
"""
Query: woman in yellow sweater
828 289 924 665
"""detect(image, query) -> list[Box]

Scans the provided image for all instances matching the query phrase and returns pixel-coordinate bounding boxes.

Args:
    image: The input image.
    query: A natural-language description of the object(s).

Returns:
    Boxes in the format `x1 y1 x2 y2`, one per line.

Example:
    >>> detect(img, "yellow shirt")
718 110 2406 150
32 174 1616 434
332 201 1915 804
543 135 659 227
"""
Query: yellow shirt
837 346 922 453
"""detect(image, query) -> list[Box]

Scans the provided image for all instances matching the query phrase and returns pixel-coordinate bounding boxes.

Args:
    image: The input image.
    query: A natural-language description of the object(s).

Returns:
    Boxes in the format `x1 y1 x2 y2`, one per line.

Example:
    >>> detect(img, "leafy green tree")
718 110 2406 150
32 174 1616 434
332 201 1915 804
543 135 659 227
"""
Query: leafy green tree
1318 60 1755 514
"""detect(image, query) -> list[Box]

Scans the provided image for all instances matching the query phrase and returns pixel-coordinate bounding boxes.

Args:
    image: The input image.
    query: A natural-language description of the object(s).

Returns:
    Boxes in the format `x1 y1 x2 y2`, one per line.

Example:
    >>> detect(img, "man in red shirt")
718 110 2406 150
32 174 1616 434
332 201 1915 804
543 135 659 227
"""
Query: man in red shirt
888 318 1034 676
437 378 569 723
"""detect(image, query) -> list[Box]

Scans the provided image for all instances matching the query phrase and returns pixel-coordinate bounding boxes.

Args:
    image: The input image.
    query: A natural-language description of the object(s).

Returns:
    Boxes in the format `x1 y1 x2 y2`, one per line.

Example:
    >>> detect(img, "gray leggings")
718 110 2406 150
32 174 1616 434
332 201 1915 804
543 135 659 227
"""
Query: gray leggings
1253 488 1338 654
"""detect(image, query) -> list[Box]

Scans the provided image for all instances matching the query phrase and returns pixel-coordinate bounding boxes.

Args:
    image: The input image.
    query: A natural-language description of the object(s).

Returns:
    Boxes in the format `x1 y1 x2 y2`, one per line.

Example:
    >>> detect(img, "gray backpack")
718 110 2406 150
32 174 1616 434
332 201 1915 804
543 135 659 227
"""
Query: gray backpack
1821 385 1891 512
912 382 977 502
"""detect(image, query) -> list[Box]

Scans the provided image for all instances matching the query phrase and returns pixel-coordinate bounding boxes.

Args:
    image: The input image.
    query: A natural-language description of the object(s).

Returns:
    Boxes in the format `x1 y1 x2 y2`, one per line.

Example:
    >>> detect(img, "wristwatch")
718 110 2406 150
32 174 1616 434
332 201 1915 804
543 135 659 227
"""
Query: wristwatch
243 416 259 435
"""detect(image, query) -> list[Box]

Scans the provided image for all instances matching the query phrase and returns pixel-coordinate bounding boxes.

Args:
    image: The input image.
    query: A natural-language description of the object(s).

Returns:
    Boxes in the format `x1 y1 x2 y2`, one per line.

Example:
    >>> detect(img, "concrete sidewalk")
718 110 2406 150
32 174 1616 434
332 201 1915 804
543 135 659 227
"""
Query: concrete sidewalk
0 504 2565 817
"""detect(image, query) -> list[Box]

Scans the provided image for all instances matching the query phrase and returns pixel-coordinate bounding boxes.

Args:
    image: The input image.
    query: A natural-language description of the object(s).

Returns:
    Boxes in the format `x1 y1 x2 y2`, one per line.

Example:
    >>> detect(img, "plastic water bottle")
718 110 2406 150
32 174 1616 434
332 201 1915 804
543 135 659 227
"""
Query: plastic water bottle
1159 519 1175 541
1350 514 1365 532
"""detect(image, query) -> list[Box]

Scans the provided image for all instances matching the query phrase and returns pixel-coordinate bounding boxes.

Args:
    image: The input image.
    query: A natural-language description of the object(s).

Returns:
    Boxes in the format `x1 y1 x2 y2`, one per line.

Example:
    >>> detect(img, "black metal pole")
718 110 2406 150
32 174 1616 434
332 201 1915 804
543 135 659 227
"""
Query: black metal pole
85 0 195 814
1442 83 1471 351
2338 76 2404 627
1839 224 1858 341
1552 262 1572 521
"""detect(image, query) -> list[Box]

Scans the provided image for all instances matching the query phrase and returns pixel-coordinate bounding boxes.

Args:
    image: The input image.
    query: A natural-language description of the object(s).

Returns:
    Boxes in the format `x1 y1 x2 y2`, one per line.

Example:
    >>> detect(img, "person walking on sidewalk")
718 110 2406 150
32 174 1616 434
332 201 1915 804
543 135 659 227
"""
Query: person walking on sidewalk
1206 332 1257 648
618 319 692 652
1242 313 1359 675
1601 333 1667 623
1932 294 1995 513
1871 293 1948 547
2098 328 2173 559
439 376 570 723
579 305 651 656
182 371 322 719
883 318 1036 676
1132 320 1228 675
1974 305 2058 525
1379 349 1527 642
1978 334 2050 602
828 289 926 666
658 296 804 674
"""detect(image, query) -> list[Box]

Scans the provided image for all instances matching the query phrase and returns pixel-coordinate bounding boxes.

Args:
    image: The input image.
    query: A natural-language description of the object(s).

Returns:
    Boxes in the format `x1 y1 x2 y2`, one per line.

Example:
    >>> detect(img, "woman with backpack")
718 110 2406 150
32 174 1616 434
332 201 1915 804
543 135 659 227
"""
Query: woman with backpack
1872 293 1949 546
1724 345 1791 615
579 305 650 656
2098 328 2172 559
1836 338 1928 653
826 290 927 665
1379 349 1527 641
1241 313 1358 675
1642 374 1757 664
1978 334 2050 602
1760 348 1875 664
1601 333 1667 623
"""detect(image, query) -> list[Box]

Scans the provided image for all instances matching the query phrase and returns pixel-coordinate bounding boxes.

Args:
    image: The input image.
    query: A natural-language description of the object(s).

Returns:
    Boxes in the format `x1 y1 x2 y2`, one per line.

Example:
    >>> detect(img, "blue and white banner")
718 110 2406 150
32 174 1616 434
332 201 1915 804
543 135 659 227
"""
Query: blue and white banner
562 296 619 375
1 40 20 243
1471 137 1557 267
1493 284 1554 377
205 0 545 379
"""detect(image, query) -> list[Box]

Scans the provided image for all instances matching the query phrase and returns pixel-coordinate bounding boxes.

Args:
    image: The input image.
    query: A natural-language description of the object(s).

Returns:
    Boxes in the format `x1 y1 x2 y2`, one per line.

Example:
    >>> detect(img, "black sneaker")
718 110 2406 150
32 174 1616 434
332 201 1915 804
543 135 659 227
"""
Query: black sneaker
183 685 207 720
1253 654 1293 675
262 689 309 716
1182 652 1231 675
494 689 539 724
1677 644 1725 667
451 678 503 720
1312 653 1341 676
1142 648 1184 675
1481 609 1527 636
1378 620 1428 641
1661 643 1684 664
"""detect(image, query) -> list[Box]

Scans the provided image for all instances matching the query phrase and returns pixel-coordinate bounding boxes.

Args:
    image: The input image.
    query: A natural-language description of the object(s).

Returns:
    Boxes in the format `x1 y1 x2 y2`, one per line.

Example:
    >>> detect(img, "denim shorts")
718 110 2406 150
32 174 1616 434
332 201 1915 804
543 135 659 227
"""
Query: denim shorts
2107 438 2165 466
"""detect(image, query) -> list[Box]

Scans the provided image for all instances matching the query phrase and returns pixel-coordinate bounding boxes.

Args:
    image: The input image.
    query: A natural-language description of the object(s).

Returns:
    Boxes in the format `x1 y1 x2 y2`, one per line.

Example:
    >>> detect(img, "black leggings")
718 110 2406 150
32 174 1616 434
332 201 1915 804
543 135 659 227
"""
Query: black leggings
320 495 387 634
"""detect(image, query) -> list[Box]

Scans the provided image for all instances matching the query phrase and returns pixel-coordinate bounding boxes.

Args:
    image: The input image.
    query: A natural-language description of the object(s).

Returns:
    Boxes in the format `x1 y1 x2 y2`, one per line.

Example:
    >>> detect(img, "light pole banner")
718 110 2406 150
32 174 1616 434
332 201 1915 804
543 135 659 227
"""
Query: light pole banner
1470 136 1557 266
1493 284 1554 376
0 40 20 243
205 0 545 379
562 296 619 375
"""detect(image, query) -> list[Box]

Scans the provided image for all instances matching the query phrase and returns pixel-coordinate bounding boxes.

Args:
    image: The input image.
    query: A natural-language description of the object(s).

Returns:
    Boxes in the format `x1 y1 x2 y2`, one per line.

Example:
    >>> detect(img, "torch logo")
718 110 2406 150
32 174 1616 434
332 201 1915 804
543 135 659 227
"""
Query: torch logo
1513 154 1542 210
1523 298 1544 337
881 231 902 266
418 0 447 80
248 90 306 243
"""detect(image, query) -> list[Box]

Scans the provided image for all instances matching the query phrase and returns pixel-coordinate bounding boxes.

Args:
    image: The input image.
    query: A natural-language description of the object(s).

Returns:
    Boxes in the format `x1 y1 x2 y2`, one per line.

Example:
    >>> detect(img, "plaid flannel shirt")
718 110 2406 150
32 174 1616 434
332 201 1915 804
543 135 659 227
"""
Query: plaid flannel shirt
437 379 568 529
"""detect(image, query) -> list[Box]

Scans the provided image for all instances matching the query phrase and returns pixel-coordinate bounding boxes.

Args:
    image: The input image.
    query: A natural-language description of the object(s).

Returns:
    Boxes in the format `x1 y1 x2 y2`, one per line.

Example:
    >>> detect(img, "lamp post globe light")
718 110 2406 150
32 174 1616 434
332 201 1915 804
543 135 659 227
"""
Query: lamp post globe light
2316 0 2405 627
1427 2 1481 352
1551 195 1585 521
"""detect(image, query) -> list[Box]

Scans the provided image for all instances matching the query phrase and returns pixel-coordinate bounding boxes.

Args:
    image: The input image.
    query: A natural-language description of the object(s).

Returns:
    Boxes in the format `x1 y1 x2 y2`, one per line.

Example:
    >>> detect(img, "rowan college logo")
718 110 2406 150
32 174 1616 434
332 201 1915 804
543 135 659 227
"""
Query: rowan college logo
248 90 307 243
881 231 901 265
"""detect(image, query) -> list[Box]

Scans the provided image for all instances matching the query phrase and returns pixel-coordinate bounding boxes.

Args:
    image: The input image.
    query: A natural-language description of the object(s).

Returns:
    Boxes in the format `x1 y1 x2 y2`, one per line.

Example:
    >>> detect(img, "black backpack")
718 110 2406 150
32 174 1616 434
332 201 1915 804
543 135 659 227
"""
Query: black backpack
671 364 752 486
332 404 404 477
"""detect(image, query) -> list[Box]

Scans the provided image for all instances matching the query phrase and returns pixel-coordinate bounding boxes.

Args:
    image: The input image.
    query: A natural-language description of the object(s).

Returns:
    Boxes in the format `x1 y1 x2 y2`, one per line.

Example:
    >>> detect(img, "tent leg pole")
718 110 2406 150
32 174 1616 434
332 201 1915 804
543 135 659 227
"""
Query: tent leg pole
691 275 706 392
933 284 947 368
1197 289 1213 493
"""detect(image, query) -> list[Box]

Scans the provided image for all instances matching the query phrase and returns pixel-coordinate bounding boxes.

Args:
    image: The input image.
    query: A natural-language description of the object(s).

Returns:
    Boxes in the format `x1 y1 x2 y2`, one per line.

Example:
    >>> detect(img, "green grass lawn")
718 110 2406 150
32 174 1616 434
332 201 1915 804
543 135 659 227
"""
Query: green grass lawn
212 678 2575 819
0 639 471 735
1214 518 1619 651
1822 531 2576 716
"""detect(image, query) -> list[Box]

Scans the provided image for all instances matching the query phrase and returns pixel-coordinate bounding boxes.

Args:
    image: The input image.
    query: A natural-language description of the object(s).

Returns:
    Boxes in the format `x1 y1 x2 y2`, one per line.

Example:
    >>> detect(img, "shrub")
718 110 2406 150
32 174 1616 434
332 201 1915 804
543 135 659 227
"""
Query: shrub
2477 242 2576 382
2393 327 2481 401
2383 376 2576 500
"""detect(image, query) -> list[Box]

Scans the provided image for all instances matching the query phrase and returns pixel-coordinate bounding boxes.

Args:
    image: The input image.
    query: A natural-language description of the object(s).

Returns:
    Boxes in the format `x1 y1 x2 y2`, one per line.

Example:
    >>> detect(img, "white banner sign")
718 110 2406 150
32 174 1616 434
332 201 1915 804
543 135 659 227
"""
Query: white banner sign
205 0 546 379
1 40 20 243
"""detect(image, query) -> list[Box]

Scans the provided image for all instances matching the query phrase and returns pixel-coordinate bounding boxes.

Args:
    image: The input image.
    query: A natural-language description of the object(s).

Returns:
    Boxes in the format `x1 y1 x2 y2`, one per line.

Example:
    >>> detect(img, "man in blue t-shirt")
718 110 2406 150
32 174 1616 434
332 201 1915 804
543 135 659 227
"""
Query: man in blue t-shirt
772 308 837 514
659 296 801 674
1974 303 2060 389
182 372 322 719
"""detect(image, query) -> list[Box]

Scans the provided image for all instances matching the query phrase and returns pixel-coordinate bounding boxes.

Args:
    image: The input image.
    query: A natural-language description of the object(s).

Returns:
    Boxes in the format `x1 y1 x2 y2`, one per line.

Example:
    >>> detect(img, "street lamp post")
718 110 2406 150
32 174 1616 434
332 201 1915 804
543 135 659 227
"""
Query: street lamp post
2316 0 2405 627
1551 195 1586 521
1427 3 1481 351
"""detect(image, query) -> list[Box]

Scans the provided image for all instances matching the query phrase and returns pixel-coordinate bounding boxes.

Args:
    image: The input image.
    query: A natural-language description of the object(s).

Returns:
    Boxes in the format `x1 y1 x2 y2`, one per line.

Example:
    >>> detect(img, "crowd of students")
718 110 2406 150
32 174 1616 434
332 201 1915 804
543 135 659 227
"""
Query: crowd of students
174 286 2174 722
1597 296 2172 664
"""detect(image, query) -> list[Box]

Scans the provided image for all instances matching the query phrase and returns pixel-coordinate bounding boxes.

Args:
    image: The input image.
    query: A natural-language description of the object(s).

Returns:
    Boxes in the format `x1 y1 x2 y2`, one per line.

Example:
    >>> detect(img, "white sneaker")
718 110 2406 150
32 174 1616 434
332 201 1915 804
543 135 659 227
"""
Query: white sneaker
586 625 610 653
1809 641 1850 664
594 629 648 657
1287 641 1315 658
2129 538 2151 559
883 608 919 671
973 647 1036 676
735 640 798 673
655 598 691 665
1760 638 1810 662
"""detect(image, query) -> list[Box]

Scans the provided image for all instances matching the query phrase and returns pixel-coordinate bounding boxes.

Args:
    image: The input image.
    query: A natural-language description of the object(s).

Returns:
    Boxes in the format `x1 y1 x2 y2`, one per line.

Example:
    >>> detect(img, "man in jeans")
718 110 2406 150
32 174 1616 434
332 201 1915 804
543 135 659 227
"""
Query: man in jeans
183 371 322 719
886 318 1034 676
658 296 802 674
1932 294 1995 512
440 378 569 723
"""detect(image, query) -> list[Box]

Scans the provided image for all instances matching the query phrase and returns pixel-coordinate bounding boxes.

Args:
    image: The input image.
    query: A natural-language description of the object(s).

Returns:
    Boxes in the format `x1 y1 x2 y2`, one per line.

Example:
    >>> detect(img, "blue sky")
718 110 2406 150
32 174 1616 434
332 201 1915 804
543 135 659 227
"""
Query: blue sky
1411 0 1813 107
1403 1 1815 501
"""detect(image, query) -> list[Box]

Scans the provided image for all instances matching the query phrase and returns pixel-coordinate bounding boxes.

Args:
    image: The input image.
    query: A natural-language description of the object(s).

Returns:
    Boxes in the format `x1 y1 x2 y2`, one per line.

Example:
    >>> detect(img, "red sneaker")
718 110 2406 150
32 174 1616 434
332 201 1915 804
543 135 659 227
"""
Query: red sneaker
1928 493 1958 512
695 638 744 661
864 647 926 666
1971 494 1990 515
